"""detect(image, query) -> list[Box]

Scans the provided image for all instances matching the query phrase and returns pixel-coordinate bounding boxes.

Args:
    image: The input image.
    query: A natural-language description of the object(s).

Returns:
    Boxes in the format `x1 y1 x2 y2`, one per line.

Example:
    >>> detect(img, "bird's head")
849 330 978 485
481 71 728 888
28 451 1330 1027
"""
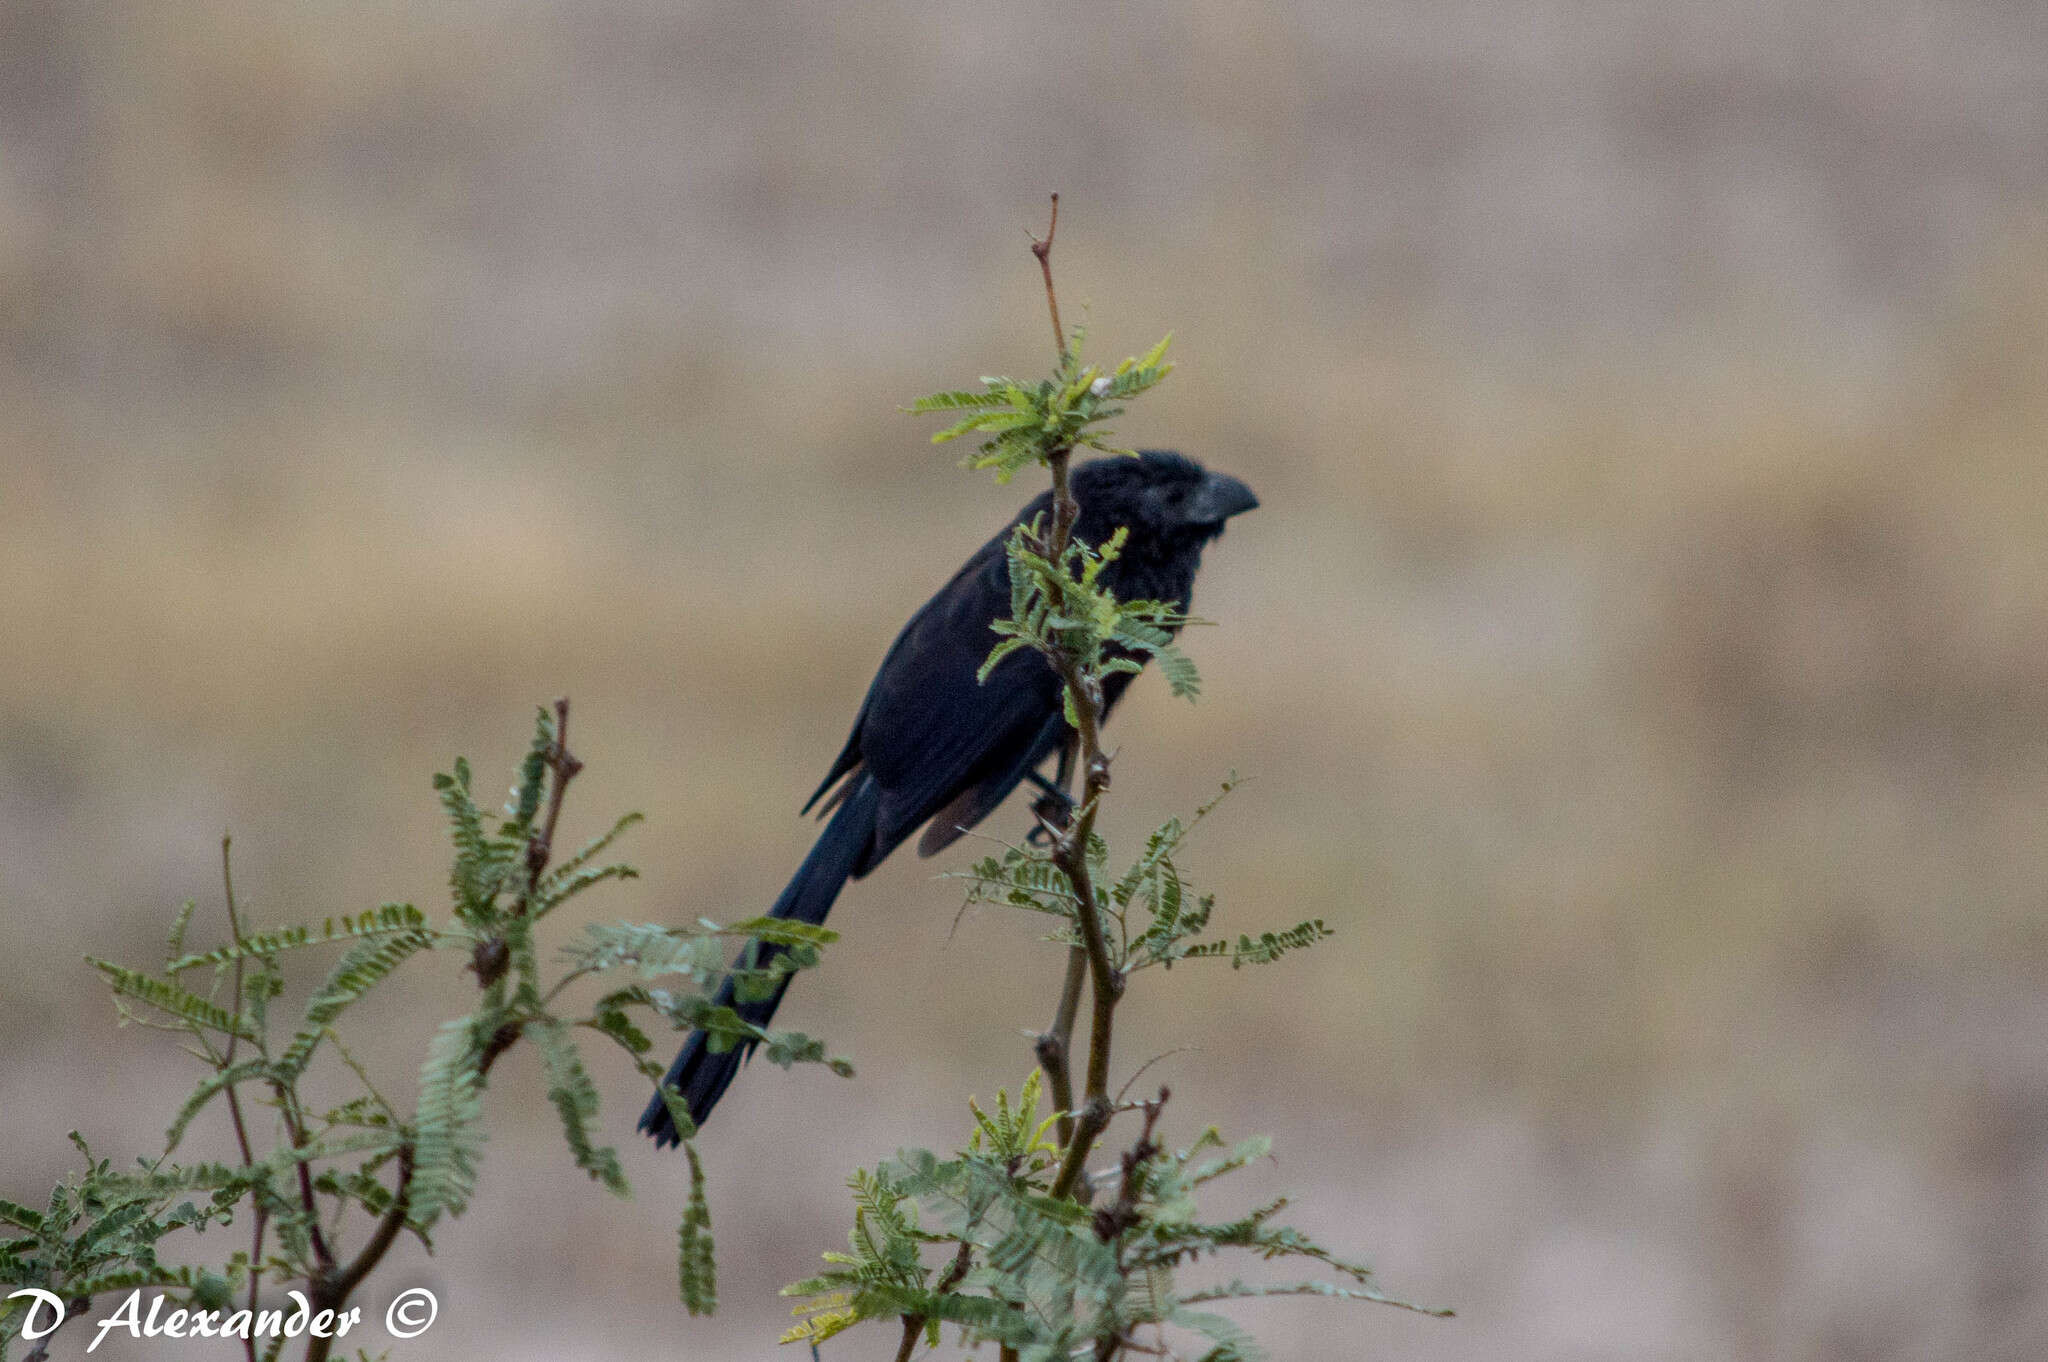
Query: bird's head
1072 450 1260 547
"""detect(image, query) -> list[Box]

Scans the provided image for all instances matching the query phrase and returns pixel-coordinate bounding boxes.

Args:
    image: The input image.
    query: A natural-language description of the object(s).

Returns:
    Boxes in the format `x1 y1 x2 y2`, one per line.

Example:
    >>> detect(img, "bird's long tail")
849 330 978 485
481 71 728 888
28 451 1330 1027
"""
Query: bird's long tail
639 774 880 1147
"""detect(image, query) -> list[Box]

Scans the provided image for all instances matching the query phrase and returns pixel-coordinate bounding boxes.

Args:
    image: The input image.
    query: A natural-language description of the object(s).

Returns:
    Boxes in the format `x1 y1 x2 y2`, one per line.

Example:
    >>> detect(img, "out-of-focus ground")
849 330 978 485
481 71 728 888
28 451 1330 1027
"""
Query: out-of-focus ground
5 3 2048 1359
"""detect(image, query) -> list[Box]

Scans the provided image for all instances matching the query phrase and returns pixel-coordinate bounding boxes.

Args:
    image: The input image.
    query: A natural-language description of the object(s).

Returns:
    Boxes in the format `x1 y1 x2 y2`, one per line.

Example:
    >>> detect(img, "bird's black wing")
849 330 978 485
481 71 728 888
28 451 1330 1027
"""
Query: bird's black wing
809 520 1068 872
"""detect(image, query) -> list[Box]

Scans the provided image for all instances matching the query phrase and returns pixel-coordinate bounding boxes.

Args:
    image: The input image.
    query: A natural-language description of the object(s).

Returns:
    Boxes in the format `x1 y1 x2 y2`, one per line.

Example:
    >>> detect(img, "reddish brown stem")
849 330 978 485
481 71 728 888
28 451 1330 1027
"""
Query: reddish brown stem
1037 441 1125 1203
219 846 263 1362
1031 194 1065 357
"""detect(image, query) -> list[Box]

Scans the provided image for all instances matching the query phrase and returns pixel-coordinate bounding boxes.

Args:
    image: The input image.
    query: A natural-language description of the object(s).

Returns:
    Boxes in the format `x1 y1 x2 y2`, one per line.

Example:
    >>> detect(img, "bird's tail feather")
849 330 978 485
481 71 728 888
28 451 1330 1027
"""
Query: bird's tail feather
639 774 879 1147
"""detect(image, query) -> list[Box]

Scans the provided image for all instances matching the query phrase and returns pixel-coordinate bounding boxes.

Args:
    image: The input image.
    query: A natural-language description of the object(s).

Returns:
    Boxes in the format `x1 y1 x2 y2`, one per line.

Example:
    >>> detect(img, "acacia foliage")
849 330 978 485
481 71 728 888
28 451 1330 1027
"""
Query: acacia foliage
1 707 848 1360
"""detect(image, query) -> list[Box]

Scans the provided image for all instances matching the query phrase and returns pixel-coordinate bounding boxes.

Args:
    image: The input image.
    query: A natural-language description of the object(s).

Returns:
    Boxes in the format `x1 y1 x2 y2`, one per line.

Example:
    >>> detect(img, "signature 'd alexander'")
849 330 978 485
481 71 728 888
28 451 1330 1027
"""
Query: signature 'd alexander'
5 1285 443 1352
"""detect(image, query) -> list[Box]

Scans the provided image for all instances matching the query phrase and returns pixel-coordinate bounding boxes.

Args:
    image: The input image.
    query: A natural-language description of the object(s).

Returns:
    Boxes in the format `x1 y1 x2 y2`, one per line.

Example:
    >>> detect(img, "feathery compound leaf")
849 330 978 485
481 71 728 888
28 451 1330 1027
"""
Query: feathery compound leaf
409 1019 485 1226
1174 1308 1261 1362
561 921 724 982
582 1003 652 1056
976 635 1031 682
780 1296 862 1347
760 1027 851 1074
910 333 1174 484
926 411 1005 445
1008 525 1038 618
677 1140 716 1315
165 904 428 973
0 1199 45 1231
70 1200 155 1260
723 916 840 950
905 388 1013 412
588 983 704 1032
965 1071 1060 1173
163 1060 273 1155
950 847 1084 919
1135 330 1174 372
87 960 257 1041
526 1018 627 1196
164 899 199 970
61 1265 204 1297
1156 643 1202 699
506 706 555 833
275 928 437 1077
539 811 645 892
1187 1134 1272 1186
530 862 638 919
1104 364 1172 401
96 1161 264 1199
1178 1278 1451 1315
842 1168 927 1284
1181 920 1334 969
434 763 503 925
1110 816 1185 907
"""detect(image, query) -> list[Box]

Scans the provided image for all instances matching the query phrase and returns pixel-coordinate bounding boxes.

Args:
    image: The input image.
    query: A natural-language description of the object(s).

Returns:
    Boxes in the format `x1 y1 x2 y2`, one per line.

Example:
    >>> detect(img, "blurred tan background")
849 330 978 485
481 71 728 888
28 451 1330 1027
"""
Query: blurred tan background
5 3 2048 1359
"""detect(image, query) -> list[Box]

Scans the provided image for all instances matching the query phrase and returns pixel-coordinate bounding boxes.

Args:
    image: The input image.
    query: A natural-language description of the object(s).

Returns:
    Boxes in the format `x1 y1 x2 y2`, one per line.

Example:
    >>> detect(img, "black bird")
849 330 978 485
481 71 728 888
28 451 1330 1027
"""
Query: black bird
640 450 1258 1145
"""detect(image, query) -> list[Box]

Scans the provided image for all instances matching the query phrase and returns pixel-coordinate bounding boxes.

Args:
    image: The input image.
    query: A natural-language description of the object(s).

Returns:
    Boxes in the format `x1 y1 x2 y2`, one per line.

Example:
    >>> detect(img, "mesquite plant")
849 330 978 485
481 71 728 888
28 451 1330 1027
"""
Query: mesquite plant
0 700 847 1361
778 200 1441 1361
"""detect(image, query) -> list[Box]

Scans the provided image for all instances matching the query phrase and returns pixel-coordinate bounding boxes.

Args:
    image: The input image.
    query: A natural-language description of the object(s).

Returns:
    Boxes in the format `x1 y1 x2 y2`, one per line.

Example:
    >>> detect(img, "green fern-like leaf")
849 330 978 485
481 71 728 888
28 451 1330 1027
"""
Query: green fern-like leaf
87 960 257 1042
505 707 554 834
905 388 1013 413
526 1017 627 1196
538 811 644 896
409 1019 485 1226
165 904 428 973
0 1199 45 1232
561 923 724 984
950 848 1081 913
1181 920 1334 969
1155 643 1202 699
61 1264 204 1297
1174 1307 1261 1362
530 862 638 919
275 928 437 1077
434 760 512 926
678 1140 716 1315
1177 1278 1449 1315
723 916 839 950
162 1060 273 1155
910 334 1174 485
164 900 199 970
95 1161 263 1199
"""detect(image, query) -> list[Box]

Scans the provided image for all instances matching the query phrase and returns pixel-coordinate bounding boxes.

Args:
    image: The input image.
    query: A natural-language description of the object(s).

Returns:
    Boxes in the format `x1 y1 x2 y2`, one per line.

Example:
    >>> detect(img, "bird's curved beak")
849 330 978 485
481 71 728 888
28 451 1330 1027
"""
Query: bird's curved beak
1188 472 1260 526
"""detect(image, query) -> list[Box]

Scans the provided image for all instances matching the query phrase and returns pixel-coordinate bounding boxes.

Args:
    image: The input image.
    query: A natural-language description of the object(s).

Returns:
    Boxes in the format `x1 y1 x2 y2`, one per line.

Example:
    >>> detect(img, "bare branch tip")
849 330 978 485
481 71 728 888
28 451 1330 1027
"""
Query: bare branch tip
1030 193 1065 355
1032 193 1060 258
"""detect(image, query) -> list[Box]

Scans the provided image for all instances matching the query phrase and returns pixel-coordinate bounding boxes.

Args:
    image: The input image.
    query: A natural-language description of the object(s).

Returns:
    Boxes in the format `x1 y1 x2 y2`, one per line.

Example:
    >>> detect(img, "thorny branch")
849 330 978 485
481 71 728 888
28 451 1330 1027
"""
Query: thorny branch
303 700 581 1362
901 197 1132 1359
1024 200 1129 1202
216 837 265 1362
1015 192 1130 1206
